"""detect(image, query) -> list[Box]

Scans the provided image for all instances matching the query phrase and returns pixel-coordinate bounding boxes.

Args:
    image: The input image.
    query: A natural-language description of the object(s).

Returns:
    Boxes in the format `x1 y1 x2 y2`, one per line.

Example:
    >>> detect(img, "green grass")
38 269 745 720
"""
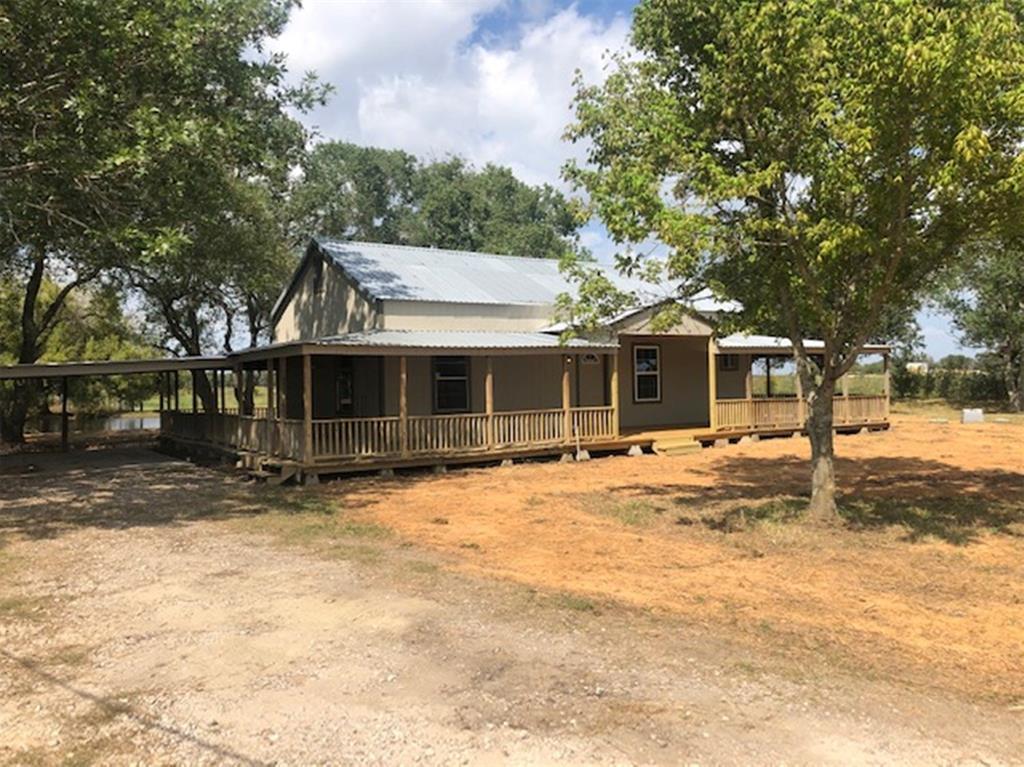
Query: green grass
586 495 667 526
891 398 1024 423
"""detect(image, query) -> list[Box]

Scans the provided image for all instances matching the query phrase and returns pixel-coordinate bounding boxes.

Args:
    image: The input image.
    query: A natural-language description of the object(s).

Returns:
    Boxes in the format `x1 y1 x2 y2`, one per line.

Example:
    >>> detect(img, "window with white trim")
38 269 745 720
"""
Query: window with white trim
433 356 470 413
633 345 661 402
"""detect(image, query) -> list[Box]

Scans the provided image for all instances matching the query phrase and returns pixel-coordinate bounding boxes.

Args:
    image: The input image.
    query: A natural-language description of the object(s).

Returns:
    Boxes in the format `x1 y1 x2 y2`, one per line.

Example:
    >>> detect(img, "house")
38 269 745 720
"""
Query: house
158 238 891 482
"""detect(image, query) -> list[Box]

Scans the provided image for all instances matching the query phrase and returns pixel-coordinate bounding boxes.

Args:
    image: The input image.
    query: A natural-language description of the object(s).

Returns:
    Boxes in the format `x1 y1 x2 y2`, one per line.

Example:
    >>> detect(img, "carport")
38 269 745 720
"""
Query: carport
0 356 230 451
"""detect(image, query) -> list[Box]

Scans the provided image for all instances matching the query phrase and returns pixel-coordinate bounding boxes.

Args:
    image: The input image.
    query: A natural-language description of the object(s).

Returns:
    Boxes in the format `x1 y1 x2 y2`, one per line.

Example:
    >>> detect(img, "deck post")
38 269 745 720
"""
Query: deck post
399 355 409 457
158 372 165 415
173 371 180 412
266 358 275 456
191 371 198 413
277 357 286 455
744 355 754 429
484 355 494 449
883 352 891 419
302 354 313 463
562 355 572 444
220 369 227 412
794 363 805 426
610 351 620 438
60 376 69 452
707 338 718 431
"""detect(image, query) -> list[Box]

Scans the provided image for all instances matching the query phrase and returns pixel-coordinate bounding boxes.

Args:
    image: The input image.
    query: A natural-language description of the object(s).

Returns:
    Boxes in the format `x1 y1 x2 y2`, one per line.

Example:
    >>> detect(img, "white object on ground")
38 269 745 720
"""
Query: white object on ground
961 408 984 424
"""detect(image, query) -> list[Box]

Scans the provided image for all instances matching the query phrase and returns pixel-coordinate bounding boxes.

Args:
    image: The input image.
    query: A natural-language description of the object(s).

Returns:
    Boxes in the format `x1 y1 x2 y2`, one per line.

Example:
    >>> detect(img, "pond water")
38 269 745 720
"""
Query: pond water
31 413 161 435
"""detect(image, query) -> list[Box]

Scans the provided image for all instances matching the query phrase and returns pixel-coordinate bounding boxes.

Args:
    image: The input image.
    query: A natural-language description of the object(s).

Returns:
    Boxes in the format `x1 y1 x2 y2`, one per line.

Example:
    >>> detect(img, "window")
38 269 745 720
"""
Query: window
433 356 470 413
633 345 661 402
718 354 739 372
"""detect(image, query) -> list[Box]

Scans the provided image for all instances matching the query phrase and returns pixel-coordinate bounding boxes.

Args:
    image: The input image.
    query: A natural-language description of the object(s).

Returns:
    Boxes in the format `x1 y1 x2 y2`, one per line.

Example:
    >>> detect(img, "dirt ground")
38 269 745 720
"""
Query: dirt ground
1 415 1022 765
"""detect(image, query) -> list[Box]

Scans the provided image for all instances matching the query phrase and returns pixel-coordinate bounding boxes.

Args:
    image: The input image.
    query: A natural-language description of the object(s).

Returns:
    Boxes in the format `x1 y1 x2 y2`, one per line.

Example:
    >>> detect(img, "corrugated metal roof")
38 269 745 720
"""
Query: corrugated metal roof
315 330 616 351
315 238 709 308
718 334 889 353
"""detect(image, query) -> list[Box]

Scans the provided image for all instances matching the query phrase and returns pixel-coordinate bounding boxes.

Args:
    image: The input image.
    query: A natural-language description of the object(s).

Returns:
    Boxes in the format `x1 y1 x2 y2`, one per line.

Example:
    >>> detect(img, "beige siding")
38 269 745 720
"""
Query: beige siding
380 300 554 332
618 336 710 429
274 257 378 342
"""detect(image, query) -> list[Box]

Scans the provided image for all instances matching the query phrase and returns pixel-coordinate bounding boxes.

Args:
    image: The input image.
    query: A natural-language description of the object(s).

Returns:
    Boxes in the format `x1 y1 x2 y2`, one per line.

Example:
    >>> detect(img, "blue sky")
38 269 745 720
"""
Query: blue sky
273 0 970 360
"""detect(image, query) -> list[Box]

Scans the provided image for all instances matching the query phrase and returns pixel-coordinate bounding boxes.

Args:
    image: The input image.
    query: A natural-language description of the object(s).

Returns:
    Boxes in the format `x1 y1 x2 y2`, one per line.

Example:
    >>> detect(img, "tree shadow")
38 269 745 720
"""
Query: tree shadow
612 454 1024 546
0 447 383 544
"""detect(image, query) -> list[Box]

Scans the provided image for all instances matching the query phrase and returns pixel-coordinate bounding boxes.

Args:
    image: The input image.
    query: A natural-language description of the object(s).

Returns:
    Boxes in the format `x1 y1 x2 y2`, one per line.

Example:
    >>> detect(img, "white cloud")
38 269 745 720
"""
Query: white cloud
272 1 630 187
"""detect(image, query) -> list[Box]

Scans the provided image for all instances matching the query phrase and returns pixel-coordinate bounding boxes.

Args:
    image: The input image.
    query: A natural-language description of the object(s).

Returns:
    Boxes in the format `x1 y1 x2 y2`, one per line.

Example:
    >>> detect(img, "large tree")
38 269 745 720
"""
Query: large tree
565 0 1024 520
0 0 324 439
941 239 1024 411
291 143 582 259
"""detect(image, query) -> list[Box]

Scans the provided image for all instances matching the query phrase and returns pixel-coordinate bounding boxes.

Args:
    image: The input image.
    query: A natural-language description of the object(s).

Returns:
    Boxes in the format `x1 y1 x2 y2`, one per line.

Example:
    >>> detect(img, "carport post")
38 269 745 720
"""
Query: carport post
60 377 69 452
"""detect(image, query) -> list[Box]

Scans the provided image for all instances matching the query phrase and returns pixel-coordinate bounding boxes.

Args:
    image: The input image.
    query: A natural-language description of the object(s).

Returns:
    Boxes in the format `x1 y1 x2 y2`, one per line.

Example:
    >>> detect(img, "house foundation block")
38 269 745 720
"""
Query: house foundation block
576 449 591 462
627 445 644 457
559 452 574 463
379 468 395 477
713 438 730 448
500 458 515 467
432 464 447 475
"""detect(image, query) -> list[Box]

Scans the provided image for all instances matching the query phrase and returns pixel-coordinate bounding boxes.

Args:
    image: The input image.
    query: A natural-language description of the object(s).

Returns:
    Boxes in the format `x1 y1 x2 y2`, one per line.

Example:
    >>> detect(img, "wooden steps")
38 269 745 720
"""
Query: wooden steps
652 436 703 456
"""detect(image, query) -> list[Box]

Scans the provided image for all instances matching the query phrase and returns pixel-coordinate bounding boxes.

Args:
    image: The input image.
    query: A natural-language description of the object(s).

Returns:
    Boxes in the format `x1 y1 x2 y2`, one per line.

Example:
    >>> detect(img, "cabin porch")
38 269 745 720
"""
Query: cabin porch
155 335 891 479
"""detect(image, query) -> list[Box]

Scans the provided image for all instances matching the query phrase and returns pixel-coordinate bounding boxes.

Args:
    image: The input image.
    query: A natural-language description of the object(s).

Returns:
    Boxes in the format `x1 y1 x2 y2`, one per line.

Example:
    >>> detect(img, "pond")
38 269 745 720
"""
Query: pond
30 413 161 435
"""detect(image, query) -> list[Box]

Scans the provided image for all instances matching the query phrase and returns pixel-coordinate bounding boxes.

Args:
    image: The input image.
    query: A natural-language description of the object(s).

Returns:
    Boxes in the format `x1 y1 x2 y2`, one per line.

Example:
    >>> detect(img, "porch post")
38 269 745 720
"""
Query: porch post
302 354 313 463
744 355 754 429
158 372 165 414
220 369 227 412
841 369 850 398
794 362 805 426
882 352 891 418
484 355 494 449
399 355 409 457
266 358 275 456
191 371 197 413
173 371 180 412
60 376 69 452
562 355 572 443
609 351 620 438
707 338 718 431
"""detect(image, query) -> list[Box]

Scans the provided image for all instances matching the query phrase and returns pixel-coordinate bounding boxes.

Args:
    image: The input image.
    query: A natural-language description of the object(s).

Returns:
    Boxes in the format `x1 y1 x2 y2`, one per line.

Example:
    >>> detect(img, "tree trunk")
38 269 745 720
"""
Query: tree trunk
804 380 840 523
191 371 218 414
1005 345 1023 412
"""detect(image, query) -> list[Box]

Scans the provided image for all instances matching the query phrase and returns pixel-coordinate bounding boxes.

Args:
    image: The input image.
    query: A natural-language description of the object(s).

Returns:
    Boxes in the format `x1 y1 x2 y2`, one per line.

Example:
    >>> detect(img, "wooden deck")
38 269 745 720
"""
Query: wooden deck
158 394 890 481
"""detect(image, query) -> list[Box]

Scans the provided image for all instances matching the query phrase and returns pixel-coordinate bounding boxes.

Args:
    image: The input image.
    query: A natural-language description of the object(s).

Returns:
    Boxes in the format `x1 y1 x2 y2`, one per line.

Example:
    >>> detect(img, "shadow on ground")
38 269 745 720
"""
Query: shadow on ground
611 454 1024 545
0 448 382 544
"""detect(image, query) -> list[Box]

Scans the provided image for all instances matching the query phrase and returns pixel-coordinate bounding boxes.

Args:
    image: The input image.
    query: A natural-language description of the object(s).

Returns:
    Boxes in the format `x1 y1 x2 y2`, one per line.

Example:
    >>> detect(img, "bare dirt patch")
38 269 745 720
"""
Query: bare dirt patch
1 423 1022 764
335 416 1024 703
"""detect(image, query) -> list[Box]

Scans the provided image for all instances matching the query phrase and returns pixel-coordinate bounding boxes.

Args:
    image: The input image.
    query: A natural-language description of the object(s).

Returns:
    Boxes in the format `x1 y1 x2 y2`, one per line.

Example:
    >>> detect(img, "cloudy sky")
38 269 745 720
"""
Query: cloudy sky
272 0 969 359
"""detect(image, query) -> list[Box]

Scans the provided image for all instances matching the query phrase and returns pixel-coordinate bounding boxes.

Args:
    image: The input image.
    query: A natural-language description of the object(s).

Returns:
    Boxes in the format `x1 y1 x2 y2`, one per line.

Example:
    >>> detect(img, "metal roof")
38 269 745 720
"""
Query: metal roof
315 238 692 307
717 334 889 353
0 355 231 381
314 330 616 351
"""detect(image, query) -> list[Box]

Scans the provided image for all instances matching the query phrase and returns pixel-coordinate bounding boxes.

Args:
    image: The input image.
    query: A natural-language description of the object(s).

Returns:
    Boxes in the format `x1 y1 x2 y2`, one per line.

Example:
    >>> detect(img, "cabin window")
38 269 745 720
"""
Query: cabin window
633 345 661 402
718 354 739 372
433 356 470 413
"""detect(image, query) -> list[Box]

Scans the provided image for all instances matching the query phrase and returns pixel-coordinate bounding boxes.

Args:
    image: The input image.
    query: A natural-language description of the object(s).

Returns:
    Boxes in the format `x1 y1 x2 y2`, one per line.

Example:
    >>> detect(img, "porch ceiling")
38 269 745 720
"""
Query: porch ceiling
0 355 230 381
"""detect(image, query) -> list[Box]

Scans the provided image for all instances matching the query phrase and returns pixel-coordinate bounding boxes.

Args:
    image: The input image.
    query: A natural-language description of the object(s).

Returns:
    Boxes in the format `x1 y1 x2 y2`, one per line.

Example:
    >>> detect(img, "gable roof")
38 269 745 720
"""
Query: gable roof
271 237 737 324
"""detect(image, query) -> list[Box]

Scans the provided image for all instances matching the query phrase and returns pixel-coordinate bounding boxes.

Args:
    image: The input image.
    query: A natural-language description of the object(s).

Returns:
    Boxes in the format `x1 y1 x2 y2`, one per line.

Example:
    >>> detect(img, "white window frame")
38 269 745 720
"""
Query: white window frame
633 344 661 403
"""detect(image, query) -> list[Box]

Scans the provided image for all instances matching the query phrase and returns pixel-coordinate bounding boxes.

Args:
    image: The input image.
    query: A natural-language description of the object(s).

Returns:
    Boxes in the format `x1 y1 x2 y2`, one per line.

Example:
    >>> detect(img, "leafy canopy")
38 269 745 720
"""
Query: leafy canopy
292 142 583 259
566 0 1024 380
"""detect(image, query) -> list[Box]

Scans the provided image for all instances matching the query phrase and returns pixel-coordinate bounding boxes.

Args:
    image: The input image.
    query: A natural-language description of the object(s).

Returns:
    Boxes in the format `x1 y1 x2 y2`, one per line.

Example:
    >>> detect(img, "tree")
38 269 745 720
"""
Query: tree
941 240 1024 410
291 144 582 259
0 0 325 440
565 0 1024 520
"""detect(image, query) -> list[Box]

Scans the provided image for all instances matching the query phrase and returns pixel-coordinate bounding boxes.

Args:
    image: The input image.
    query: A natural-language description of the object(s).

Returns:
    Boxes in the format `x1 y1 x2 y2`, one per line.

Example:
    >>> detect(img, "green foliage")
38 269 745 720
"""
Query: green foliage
940 239 1024 410
564 0 1024 514
292 143 582 259
565 0 1024 375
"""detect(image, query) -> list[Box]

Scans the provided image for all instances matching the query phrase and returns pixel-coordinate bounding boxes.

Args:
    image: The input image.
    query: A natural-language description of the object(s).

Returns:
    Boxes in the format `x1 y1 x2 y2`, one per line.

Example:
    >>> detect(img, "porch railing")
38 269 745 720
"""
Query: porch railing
161 405 617 463
714 395 887 432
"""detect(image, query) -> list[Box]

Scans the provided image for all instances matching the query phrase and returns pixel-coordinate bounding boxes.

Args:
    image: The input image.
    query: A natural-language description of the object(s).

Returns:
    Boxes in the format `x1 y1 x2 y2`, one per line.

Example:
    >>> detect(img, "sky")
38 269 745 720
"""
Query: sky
271 0 972 360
